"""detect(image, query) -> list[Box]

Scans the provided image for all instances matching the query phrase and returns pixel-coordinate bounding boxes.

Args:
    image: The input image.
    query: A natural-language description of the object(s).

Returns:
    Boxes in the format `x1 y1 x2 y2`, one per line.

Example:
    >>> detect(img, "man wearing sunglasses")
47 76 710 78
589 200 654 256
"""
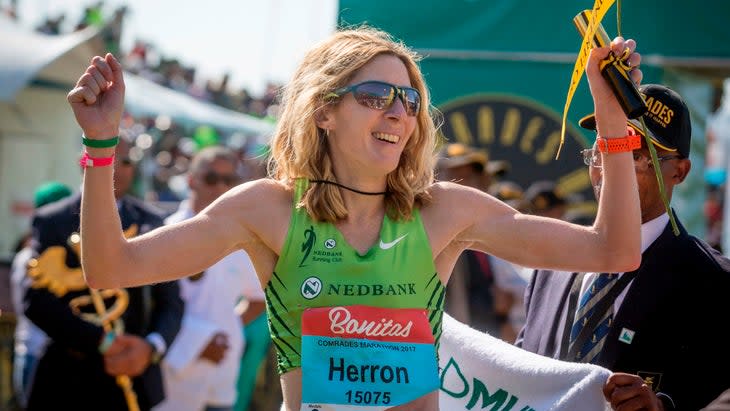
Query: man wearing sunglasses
155 145 266 411
516 84 730 411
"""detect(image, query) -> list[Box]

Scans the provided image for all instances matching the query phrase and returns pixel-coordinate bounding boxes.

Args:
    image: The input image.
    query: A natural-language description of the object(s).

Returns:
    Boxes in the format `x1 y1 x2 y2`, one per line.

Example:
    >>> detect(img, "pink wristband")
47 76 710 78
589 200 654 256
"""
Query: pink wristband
80 151 115 169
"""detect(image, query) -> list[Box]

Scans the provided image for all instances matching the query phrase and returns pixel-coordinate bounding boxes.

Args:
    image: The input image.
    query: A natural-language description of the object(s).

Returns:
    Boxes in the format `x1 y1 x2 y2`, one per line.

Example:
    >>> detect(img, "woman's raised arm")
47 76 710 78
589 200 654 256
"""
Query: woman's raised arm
67 54 261 288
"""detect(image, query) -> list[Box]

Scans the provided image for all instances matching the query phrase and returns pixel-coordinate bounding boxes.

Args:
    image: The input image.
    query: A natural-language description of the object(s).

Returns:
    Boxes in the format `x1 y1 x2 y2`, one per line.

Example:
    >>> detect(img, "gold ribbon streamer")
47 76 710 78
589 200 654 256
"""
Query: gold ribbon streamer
558 0 615 159
70 229 142 411
639 117 681 235
564 2 679 235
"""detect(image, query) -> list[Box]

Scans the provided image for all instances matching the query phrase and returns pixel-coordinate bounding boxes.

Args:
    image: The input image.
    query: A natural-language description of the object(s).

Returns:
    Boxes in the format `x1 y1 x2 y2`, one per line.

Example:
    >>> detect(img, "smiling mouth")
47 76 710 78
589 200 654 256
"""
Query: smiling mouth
373 132 399 144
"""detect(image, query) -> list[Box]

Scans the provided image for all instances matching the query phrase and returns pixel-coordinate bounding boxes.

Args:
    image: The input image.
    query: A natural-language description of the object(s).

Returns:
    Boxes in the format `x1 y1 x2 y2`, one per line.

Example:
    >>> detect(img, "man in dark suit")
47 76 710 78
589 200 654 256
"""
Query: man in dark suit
23 138 183 411
516 84 730 411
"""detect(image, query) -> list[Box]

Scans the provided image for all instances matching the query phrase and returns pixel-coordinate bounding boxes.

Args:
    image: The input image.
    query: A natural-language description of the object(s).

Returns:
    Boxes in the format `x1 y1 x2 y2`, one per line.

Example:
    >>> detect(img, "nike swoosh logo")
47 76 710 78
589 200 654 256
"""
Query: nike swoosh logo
379 234 408 250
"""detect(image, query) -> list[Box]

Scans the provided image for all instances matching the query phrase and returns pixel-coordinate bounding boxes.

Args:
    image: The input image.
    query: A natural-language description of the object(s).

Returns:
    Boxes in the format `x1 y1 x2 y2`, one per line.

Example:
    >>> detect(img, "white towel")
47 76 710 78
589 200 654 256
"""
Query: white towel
438 314 611 411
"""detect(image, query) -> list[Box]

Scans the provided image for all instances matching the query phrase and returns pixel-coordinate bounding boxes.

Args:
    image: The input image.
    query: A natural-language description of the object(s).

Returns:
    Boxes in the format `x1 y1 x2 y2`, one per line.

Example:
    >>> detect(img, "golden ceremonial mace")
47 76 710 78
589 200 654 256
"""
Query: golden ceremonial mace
70 232 140 411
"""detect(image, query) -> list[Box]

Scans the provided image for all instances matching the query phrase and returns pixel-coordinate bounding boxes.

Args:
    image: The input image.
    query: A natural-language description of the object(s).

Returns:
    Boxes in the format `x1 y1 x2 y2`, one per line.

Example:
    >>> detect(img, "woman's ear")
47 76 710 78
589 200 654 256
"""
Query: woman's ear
315 105 335 131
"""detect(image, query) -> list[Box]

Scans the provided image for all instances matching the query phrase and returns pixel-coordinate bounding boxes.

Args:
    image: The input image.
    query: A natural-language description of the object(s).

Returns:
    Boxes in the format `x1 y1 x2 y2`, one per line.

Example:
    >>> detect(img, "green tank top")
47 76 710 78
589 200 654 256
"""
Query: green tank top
265 179 445 374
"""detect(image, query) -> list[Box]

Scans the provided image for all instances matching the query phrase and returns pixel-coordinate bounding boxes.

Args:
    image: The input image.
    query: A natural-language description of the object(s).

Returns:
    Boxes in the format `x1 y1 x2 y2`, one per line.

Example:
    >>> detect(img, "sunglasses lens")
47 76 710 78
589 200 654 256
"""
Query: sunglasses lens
203 172 218 185
353 82 396 111
401 88 421 116
343 81 421 116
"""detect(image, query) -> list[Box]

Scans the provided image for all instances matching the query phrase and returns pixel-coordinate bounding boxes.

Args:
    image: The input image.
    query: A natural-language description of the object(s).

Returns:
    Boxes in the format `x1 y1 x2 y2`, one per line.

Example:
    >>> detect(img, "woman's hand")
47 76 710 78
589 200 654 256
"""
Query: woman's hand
67 53 125 138
586 37 643 134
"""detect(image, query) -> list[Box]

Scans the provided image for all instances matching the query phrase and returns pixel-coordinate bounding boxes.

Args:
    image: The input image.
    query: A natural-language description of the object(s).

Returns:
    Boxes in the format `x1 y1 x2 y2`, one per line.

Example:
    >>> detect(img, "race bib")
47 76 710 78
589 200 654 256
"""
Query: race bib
300 305 439 410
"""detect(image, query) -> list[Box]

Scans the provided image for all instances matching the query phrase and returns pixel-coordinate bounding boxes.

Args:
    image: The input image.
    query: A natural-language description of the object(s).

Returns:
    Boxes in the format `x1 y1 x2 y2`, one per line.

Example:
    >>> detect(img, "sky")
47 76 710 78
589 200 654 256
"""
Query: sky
15 0 339 96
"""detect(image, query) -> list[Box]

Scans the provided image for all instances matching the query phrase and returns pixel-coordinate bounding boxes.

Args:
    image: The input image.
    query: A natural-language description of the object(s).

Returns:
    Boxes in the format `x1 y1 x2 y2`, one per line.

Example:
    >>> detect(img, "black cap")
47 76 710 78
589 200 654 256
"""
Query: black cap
524 180 566 212
578 84 691 158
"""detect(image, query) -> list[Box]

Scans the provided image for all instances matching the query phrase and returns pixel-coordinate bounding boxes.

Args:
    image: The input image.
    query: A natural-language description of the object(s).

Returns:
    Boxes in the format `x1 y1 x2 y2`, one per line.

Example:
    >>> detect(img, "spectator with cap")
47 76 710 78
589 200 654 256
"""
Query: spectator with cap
10 181 72 408
523 180 568 220
489 180 525 210
438 143 525 341
517 84 730 410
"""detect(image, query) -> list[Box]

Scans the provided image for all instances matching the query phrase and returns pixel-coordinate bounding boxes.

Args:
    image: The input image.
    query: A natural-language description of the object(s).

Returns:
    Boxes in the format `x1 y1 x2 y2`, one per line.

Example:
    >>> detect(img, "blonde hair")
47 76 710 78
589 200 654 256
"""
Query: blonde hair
269 26 440 222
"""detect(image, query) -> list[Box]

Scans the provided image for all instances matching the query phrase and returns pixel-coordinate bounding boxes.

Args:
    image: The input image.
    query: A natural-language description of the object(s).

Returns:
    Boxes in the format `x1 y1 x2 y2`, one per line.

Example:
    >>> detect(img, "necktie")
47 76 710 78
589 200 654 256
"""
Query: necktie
569 273 618 363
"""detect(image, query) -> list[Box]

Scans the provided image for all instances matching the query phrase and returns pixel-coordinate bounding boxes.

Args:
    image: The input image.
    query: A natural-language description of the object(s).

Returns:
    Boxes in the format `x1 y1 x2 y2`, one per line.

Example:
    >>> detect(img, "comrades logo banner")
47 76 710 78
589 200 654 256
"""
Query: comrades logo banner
439 94 594 214
328 306 414 338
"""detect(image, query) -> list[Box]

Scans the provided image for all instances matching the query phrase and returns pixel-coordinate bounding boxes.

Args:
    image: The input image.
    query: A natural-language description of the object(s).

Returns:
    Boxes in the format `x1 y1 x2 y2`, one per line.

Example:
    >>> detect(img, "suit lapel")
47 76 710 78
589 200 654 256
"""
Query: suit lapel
599 219 687 368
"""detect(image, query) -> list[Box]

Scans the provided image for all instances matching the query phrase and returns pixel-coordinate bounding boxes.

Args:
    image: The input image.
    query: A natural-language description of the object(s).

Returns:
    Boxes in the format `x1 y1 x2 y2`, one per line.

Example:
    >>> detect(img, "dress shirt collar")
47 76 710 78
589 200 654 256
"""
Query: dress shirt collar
640 213 669 254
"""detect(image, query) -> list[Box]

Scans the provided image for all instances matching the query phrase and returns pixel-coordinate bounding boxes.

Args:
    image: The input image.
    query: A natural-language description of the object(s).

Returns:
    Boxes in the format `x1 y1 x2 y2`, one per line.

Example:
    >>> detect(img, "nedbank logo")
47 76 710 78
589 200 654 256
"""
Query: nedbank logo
301 276 322 299
440 357 536 411
299 226 316 267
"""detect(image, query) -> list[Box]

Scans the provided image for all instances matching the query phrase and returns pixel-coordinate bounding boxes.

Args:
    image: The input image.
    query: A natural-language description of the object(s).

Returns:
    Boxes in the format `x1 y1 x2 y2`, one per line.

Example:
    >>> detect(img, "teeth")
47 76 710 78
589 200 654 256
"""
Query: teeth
373 132 399 144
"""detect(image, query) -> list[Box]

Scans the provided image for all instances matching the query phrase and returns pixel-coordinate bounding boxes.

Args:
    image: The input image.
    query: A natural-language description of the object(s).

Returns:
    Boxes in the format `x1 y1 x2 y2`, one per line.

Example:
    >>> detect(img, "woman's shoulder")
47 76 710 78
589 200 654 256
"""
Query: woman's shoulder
231 178 293 201
210 178 294 220
421 181 482 226
421 180 502 235
425 180 486 205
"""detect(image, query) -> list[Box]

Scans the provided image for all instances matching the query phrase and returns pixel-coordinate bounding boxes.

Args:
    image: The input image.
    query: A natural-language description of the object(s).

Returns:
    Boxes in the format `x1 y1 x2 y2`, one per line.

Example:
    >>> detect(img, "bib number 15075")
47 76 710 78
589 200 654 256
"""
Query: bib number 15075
345 390 391 405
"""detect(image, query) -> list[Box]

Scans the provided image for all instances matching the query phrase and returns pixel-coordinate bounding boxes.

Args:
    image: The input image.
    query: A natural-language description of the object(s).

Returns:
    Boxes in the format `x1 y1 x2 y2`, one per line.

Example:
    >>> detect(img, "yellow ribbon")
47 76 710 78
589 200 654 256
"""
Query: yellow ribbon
558 0 616 159
562 3 679 235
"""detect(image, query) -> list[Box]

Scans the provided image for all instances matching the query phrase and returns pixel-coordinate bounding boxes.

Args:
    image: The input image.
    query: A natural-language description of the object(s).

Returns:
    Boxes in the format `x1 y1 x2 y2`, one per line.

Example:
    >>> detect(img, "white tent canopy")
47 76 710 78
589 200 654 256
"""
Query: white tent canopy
123 72 275 136
0 16 103 103
0 17 106 258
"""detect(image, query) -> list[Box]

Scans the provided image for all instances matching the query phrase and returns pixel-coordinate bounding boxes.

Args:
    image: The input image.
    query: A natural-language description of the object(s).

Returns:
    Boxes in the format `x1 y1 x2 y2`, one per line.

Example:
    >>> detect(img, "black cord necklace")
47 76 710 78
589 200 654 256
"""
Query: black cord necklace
310 180 388 196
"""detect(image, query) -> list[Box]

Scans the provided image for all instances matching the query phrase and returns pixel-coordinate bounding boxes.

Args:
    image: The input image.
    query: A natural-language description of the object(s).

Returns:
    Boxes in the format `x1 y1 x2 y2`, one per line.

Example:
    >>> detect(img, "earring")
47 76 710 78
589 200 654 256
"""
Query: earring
324 128 330 138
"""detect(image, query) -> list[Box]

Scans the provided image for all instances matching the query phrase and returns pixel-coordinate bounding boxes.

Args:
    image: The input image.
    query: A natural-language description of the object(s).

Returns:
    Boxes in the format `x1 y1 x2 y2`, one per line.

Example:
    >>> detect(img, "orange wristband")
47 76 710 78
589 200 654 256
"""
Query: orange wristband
595 134 642 153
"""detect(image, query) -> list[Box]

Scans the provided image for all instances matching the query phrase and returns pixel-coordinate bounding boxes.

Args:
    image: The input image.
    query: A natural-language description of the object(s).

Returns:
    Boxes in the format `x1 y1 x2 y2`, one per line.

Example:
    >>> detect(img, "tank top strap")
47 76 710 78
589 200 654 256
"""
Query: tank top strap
293 178 309 204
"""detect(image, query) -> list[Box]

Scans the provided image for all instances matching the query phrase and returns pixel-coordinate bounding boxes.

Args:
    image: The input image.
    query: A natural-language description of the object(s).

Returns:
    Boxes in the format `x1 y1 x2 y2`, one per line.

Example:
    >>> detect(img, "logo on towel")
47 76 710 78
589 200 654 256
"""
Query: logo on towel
301 276 322 299
440 357 537 410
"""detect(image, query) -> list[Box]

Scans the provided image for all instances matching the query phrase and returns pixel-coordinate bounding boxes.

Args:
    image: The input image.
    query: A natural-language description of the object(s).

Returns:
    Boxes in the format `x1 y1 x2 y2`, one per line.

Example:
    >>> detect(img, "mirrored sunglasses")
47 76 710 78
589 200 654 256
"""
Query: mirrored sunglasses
327 80 421 117
202 171 240 186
